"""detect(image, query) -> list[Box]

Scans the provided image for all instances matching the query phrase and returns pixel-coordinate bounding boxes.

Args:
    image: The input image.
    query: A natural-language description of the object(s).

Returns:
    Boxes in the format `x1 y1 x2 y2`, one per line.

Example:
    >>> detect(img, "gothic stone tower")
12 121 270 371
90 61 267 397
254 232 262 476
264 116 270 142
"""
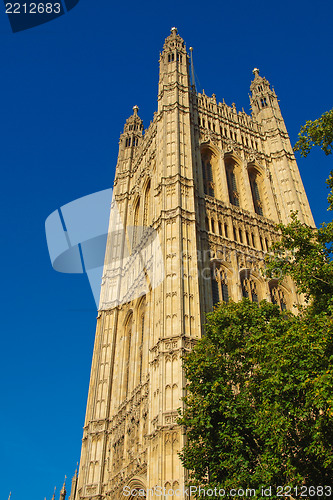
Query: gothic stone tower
74 29 314 500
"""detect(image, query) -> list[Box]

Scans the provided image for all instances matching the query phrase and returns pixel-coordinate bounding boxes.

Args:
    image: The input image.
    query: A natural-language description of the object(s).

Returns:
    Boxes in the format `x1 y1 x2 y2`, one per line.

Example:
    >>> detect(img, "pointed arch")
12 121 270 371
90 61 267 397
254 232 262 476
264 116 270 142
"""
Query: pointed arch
239 269 262 303
126 478 147 499
201 145 220 198
123 311 133 398
211 263 230 306
269 279 290 311
143 179 151 226
224 154 243 208
248 163 265 216
136 296 147 384
133 197 141 247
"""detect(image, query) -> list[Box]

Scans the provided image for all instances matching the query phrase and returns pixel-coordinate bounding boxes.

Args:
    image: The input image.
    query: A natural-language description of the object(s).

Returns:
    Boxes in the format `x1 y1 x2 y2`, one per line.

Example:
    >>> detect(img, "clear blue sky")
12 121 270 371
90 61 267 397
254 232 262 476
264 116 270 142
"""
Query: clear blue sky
0 1 332 498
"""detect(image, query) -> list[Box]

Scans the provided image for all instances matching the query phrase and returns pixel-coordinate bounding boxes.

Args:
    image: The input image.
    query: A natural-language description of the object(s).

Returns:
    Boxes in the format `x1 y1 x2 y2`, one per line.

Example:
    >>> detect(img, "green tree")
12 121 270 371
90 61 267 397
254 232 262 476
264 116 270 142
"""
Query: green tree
294 109 333 158
265 212 333 313
180 118 333 492
179 300 333 494
180 178 333 493
294 108 333 210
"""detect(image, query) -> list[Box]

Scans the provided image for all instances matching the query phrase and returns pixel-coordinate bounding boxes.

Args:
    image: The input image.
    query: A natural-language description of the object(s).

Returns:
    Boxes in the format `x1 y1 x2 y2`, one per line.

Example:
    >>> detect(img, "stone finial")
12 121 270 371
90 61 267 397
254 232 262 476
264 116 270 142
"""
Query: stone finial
171 27 178 34
51 487 56 500
60 476 67 500
252 68 260 77
133 105 139 115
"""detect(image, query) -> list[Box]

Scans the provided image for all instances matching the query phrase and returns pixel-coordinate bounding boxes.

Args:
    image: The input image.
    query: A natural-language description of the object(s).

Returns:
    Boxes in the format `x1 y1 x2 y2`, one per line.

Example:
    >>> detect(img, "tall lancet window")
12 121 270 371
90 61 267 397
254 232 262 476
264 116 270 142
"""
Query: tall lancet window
201 150 215 197
143 180 151 226
211 265 229 306
138 299 146 384
226 163 240 207
269 281 287 311
123 313 133 398
241 276 259 303
133 198 140 247
249 170 264 216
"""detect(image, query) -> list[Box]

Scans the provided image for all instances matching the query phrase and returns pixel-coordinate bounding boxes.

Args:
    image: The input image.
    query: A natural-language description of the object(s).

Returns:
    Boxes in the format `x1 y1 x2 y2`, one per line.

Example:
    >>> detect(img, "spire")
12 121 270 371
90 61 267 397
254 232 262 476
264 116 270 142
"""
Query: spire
60 476 67 500
51 487 56 500
8 493 11 500
189 47 195 89
249 68 279 120
69 464 78 500
158 28 189 90
161 27 186 56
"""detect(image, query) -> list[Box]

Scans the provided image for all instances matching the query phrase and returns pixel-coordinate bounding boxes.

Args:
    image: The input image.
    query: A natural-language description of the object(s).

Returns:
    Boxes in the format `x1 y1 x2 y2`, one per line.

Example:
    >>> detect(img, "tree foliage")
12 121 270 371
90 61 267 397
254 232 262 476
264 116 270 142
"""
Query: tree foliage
294 109 333 157
180 185 333 492
179 300 333 493
294 108 333 210
180 112 333 491
265 212 333 313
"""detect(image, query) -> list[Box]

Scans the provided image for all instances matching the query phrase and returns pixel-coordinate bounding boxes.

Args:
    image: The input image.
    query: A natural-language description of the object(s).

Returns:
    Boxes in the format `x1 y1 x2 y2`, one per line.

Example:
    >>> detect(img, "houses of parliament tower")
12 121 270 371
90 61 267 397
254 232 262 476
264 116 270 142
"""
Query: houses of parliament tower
68 28 314 500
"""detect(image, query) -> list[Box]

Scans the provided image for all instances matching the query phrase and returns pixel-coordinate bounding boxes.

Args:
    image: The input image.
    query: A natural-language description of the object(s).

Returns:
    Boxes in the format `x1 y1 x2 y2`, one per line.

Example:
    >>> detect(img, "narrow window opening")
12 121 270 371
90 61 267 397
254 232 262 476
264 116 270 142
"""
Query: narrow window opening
242 277 259 303
143 181 151 226
249 170 264 216
202 152 215 198
133 199 140 247
239 229 243 244
211 268 220 306
211 267 229 306
226 164 240 207
260 236 264 251
270 284 287 311
139 313 145 383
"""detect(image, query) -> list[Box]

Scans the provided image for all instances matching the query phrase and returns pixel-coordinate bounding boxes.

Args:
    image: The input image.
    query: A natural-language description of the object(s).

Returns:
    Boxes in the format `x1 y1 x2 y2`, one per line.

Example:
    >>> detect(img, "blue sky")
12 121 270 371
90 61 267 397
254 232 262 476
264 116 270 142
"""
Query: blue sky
0 1 332 498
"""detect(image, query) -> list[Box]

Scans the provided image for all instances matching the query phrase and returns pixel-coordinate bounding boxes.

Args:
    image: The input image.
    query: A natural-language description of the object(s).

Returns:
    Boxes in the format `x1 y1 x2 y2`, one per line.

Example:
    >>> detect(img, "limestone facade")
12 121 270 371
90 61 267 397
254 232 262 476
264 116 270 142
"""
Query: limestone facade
72 29 314 500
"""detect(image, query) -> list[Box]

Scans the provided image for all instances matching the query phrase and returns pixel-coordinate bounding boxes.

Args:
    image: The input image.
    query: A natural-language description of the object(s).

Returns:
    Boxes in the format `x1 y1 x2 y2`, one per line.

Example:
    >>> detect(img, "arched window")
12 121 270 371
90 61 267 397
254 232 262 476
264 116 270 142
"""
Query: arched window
143 180 151 226
127 480 147 500
249 169 263 216
269 281 287 311
211 265 229 306
133 199 140 247
225 161 240 207
201 150 215 197
123 313 133 397
239 228 243 244
137 297 146 384
139 312 145 383
241 275 259 303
